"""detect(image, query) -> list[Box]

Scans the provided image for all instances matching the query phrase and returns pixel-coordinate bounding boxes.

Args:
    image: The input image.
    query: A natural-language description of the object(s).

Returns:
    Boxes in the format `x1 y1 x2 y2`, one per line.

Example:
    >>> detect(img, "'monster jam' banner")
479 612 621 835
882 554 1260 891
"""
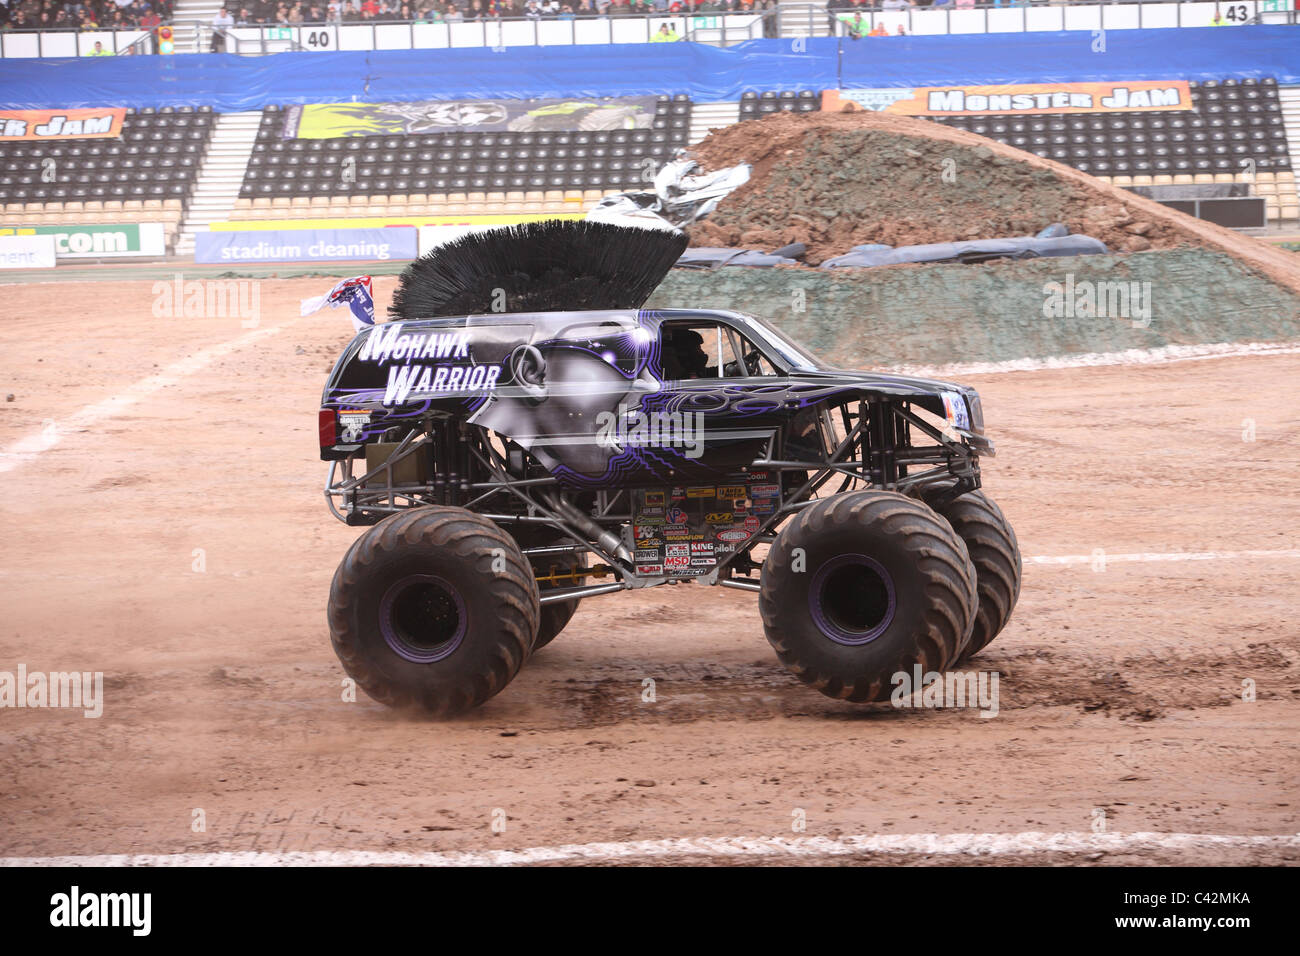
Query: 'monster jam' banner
0 108 127 141
824 81 1193 116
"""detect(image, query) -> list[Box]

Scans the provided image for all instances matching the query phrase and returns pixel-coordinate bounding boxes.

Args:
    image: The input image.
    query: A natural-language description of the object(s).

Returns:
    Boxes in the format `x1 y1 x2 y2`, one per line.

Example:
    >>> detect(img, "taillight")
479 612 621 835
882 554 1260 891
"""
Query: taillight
318 408 336 447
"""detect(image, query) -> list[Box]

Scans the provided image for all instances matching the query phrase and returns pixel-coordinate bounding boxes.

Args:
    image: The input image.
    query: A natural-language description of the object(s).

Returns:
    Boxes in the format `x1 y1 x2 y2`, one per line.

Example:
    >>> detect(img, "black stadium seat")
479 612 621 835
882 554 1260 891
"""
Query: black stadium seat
911 76 1291 181
0 108 214 207
234 97 699 199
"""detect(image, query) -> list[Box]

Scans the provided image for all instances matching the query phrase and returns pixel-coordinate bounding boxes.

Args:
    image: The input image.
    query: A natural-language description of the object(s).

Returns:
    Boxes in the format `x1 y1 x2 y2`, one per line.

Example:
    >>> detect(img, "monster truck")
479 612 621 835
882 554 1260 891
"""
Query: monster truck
318 221 1021 714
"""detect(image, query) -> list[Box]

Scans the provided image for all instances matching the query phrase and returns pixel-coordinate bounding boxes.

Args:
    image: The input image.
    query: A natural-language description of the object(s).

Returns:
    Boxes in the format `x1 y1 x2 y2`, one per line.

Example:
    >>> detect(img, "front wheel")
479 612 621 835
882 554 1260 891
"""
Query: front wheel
759 490 977 702
328 507 539 715
923 487 1021 659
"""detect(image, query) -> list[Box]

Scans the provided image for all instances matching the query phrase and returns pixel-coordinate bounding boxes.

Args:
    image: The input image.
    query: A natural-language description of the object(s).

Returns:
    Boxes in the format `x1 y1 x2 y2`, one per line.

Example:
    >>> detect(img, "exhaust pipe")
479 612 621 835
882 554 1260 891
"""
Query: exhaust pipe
542 492 632 564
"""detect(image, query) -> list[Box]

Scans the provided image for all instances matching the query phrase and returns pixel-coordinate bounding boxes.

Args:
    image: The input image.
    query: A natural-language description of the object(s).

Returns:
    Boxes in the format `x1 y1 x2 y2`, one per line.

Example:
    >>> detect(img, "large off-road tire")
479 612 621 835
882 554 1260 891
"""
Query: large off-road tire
513 529 586 651
759 490 977 702
328 507 539 716
923 487 1021 659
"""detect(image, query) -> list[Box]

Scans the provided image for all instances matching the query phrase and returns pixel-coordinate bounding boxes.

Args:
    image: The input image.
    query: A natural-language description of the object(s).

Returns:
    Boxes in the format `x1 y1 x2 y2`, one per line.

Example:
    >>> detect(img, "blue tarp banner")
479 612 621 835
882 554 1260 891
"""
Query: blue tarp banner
1 28 1297 112
194 227 417 264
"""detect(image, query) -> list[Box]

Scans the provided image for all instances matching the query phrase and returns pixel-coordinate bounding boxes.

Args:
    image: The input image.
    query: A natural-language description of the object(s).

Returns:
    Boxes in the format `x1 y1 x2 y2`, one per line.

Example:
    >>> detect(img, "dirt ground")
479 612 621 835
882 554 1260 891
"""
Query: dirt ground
688 111 1300 291
1 276 1298 865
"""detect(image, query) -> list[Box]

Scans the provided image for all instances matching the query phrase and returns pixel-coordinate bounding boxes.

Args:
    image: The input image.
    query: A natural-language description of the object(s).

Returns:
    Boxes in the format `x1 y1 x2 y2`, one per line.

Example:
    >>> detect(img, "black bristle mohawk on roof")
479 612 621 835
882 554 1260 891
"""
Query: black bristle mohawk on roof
388 219 689 320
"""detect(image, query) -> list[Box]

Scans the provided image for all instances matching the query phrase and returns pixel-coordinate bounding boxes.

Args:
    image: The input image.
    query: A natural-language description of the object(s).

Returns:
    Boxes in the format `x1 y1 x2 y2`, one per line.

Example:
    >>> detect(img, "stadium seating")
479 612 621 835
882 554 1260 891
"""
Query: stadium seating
229 95 694 221
927 78 1299 223
0 106 215 245
738 90 822 118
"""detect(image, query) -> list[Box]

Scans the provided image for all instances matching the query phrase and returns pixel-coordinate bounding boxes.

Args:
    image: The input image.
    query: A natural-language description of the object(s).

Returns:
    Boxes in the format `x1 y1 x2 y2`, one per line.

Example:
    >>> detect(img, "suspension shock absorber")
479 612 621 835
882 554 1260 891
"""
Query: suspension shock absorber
430 421 448 505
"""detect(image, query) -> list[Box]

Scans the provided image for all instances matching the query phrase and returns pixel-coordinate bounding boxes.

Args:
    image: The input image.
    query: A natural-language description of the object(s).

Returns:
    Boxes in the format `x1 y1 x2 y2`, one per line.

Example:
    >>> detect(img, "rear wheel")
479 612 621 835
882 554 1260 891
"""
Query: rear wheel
759 490 977 702
923 487 1021 659
328 507 539 715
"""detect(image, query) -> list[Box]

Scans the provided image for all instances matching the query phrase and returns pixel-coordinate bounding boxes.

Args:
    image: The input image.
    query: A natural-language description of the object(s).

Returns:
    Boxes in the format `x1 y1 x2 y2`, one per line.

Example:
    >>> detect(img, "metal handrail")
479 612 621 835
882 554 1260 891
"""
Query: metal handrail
1 0 1290 59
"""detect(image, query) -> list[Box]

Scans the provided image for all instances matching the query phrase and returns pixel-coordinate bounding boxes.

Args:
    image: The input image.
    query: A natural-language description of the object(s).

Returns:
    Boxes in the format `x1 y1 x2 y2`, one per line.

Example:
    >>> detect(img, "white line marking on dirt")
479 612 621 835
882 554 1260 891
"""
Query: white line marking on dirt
3 831 1297 867
891 340 1300 378
1029 548 1300 566
0 324 286 474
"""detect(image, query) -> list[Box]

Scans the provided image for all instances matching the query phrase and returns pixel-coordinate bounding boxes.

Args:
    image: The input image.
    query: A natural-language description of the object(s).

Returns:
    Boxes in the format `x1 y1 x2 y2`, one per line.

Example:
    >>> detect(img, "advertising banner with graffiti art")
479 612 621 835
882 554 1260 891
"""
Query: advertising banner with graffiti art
822 81 1193 116
0 108 127 141
282 96 659 139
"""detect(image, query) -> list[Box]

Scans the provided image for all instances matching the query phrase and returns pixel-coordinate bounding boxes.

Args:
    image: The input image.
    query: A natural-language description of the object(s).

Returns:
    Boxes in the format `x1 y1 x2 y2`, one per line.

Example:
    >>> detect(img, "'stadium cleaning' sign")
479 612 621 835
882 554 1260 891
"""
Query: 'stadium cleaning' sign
0 223 166 258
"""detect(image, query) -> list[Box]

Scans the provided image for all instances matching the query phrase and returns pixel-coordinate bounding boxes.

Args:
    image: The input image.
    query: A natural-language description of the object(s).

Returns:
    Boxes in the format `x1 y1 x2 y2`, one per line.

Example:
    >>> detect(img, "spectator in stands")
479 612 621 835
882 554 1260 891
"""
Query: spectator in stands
650 20 677 39
845 9 866 37
445 1 463 18
87 38 114 54
211 5 233 50
881 0 909 9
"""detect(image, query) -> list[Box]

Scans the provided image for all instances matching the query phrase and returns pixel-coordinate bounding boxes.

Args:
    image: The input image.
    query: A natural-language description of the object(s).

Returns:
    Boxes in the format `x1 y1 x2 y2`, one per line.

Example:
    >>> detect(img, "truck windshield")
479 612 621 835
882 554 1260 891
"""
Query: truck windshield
736 312 827 372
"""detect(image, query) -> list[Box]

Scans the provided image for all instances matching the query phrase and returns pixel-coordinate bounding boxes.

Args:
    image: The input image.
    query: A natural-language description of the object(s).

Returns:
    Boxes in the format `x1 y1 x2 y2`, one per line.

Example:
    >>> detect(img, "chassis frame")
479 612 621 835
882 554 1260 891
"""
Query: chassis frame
325 394 984 605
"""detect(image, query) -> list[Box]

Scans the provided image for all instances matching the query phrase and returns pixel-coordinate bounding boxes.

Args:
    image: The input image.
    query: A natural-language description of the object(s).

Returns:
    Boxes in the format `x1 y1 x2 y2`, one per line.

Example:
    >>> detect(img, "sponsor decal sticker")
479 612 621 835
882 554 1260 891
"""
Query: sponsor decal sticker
744 516 761 533
337 409 372 443
686 486 716 499
717 529 751 543
705 512 733 524
749 483 780 498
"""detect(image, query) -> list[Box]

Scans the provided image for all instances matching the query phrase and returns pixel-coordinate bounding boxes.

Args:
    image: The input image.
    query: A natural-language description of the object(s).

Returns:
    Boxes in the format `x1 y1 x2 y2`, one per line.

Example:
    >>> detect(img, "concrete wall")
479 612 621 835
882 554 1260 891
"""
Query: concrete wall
647 249 1300 368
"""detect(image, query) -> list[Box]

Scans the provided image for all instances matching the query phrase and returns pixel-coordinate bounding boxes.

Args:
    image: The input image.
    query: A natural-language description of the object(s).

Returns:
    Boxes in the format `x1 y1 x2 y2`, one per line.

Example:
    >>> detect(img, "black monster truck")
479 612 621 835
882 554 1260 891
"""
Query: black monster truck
319 221 1021 714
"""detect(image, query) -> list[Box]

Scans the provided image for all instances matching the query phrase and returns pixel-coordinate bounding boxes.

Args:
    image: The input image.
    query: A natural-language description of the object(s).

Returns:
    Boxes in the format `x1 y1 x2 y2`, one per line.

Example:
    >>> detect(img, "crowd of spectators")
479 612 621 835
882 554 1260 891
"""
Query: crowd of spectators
215 0 778 24
0 0 172 31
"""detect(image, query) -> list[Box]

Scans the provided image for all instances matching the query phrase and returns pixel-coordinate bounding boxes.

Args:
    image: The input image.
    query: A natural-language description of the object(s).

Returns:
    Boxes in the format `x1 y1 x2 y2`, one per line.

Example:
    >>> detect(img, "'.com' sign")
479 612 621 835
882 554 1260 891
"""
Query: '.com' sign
0 223 165 258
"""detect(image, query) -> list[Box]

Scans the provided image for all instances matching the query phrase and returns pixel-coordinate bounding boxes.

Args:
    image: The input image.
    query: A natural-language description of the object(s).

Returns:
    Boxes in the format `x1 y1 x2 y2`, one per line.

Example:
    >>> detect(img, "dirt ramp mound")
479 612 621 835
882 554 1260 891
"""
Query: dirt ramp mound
687 111 1300 296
